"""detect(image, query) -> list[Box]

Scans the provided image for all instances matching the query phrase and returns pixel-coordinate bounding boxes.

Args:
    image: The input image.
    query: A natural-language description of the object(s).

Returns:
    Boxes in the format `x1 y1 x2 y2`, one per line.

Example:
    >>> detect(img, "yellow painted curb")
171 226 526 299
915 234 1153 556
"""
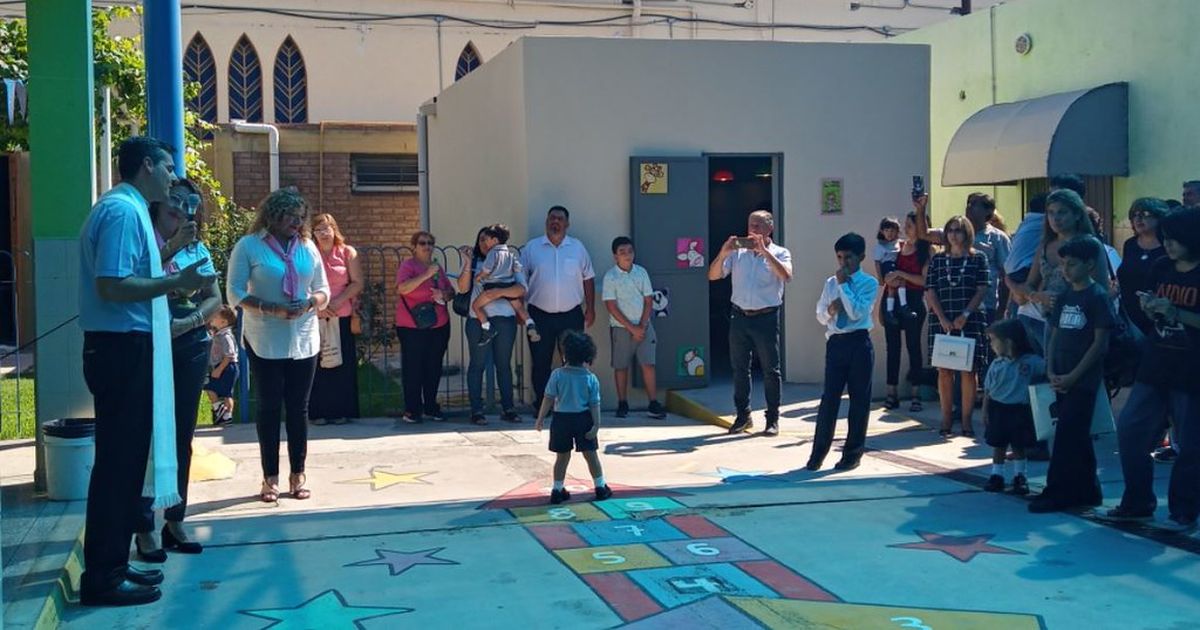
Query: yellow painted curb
35 527 84 629
191 444 237 482
666 390 733 429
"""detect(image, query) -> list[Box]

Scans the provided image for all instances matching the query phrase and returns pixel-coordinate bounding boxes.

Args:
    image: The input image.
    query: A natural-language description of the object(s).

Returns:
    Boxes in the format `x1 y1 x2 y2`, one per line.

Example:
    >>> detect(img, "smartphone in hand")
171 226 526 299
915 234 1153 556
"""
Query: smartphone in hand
733 237 757 249
911 175 925 201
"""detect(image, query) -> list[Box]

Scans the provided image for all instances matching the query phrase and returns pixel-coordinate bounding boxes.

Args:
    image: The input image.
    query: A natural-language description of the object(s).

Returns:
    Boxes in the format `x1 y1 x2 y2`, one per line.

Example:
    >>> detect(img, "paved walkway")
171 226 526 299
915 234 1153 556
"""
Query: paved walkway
9 388 1200 628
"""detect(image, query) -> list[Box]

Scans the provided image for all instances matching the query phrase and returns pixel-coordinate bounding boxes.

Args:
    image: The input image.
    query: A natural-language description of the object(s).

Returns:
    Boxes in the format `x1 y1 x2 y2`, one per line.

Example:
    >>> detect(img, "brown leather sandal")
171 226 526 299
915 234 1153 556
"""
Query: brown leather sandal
260 478 280 503
289 473 311 500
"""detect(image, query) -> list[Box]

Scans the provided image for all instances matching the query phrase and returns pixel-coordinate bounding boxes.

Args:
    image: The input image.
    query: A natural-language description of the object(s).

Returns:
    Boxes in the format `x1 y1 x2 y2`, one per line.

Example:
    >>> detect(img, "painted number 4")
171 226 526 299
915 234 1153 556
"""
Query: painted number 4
891 617 931 630
616 525 645 537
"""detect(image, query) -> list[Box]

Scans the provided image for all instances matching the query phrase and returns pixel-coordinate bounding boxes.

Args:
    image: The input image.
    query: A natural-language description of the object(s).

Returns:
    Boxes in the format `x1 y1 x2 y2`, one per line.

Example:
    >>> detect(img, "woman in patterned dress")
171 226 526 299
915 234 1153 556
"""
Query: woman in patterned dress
925 215 991 438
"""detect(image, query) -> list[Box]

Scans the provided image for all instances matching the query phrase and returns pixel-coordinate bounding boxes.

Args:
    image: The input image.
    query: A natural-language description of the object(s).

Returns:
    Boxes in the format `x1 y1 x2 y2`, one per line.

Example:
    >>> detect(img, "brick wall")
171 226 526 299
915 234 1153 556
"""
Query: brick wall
231 151 422 251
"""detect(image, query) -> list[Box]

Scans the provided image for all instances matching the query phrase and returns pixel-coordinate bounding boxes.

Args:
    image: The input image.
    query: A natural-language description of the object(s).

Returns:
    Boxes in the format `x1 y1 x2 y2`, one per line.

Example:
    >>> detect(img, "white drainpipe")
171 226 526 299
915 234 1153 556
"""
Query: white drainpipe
418 99 437 231
231 120 280 191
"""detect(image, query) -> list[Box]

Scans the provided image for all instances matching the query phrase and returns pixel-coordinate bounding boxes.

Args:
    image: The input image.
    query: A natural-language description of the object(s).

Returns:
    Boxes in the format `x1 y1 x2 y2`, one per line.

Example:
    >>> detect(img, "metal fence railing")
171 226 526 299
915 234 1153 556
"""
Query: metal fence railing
356 243 530 415
1 249 34 438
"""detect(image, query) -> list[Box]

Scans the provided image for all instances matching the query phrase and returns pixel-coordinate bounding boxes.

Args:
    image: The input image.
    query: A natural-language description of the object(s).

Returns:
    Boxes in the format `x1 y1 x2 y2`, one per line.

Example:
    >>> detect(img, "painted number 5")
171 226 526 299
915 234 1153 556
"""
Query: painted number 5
592 551 627 565
890 617 931 630
685 543 721 557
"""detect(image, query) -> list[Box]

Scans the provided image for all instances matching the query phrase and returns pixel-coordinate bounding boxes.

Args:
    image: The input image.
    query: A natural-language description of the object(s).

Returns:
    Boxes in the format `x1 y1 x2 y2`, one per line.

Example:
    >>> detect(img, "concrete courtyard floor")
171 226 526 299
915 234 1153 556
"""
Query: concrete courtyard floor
6 384 1200 629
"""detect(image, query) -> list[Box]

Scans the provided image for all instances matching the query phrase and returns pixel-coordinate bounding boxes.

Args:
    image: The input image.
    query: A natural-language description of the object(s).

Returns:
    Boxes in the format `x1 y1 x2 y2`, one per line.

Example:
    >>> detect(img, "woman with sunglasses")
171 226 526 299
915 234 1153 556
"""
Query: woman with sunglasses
132 179 221 561
925 215 990 438
227 188 330 503
309 214 363 425
395 231 455 424
1117 198 1170 337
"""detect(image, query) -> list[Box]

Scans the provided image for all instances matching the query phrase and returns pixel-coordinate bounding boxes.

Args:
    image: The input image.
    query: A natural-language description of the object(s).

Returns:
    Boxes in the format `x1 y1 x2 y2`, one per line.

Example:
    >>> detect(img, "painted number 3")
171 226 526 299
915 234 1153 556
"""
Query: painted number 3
548 507 575 520
890 617 931 630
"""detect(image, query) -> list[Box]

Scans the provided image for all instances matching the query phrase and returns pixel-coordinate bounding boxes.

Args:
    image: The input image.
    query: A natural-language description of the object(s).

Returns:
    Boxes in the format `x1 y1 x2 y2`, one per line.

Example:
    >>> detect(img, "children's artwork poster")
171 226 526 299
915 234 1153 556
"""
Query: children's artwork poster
820 178 843 215
640 162 668 194
675 238 705 268
677 346 706 378
651 287 670 318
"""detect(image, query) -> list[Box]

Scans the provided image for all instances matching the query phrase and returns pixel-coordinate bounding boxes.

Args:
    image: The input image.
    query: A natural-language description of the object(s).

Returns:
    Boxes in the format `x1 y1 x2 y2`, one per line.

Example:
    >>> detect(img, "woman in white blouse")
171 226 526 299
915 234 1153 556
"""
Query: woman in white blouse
226 188 329 503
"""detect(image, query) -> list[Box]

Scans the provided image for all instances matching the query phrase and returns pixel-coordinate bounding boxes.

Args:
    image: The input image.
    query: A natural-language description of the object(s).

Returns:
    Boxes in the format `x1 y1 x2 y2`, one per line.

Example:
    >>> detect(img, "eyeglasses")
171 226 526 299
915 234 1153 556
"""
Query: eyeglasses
416 240 435 246
314 226 334 234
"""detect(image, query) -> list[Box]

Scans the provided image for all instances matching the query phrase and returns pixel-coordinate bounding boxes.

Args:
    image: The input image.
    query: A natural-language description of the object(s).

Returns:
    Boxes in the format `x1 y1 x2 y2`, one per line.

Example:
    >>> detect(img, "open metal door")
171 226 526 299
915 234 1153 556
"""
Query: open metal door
629 156 709 390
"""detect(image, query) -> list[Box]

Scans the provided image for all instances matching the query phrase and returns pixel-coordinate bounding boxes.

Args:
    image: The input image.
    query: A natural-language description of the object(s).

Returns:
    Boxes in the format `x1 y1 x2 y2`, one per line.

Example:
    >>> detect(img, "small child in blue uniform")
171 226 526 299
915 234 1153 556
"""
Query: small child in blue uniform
982 318 1045 495
535 331 612 504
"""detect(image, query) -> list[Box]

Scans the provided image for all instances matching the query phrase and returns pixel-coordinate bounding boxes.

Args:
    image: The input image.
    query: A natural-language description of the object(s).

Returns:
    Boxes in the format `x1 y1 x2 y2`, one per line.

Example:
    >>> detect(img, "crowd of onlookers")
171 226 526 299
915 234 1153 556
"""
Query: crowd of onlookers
72 135 1199 608
871 175 1199 531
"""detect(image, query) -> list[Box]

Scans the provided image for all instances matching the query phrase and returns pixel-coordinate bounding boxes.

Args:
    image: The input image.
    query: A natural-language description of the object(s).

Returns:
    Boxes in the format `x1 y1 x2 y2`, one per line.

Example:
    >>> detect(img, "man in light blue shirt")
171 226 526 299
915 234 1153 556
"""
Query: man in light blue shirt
77 137 212 607
809 233 879 472
708 210 793 436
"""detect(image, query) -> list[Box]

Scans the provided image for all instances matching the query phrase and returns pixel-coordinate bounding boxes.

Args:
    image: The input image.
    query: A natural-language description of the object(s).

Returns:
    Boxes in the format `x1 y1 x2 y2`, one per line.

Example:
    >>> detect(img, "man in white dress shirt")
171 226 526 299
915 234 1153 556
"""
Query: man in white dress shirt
520 206 596 408
707 210 792 436
810 232 880 471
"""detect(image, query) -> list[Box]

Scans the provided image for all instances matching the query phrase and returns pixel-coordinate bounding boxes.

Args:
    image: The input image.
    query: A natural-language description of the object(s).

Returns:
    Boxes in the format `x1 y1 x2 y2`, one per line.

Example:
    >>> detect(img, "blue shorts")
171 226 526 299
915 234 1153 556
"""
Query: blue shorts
205 362 239 398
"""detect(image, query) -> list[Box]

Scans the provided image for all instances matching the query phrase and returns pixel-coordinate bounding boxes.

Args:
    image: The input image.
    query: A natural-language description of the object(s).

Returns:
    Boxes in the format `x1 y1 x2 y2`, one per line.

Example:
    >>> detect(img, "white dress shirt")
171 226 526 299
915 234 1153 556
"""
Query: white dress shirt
226 230 330 360
720 242 793 311
815 270 879 339
519 234 595 313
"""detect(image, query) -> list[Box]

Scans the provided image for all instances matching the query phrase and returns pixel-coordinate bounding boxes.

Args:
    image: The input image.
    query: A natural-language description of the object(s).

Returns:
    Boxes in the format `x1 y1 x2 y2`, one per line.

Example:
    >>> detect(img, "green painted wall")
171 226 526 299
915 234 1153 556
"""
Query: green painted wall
898 0 1200 238
28 0 95 238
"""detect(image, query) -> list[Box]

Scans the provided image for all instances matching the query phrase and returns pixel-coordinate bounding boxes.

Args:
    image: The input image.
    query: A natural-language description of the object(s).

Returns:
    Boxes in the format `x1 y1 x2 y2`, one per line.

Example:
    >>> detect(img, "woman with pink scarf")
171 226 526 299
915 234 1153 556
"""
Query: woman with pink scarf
227 188 329 502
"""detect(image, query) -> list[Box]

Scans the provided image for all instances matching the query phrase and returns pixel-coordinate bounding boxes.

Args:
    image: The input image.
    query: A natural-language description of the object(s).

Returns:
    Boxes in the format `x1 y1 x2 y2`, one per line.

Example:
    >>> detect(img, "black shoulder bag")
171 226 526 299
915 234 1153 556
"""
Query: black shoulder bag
452 261 475 318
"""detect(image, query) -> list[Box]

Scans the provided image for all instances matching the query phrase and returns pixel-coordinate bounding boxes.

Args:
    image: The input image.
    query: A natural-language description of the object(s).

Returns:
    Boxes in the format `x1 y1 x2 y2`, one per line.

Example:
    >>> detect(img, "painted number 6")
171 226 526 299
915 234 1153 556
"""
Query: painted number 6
685 543 721 557
890 617 931 630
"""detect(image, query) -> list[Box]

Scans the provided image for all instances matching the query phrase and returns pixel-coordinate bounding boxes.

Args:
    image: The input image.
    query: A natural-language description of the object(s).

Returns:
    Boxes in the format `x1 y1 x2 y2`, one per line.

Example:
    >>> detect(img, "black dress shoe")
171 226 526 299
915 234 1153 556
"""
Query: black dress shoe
834 458 861 471
80 580 162 607
162 524 203 554
125 565 164 586
135 538 167 564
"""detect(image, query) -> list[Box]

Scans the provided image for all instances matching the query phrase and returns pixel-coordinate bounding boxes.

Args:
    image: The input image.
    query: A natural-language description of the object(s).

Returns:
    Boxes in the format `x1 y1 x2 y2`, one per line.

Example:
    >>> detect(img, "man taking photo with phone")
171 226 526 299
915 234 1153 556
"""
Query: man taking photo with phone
708 210 793 435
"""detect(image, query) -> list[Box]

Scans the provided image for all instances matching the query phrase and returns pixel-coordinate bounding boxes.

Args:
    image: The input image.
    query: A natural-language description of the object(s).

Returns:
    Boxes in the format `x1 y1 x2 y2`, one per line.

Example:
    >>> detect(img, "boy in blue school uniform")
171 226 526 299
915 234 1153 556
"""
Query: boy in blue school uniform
809 233 880 471
535 331 613 504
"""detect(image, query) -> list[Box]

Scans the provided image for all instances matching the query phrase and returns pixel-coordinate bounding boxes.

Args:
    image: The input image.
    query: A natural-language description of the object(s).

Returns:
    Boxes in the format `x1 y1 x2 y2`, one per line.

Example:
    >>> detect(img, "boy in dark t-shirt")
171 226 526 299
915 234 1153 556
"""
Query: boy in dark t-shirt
1030 235 1114 514
1101 208 1200 534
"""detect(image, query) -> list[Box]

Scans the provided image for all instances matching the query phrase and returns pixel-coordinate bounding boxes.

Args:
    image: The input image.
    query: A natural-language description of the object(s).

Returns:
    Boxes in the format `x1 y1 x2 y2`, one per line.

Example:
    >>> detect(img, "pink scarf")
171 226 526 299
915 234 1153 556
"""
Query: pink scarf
154 230 180 274
265 233 300 300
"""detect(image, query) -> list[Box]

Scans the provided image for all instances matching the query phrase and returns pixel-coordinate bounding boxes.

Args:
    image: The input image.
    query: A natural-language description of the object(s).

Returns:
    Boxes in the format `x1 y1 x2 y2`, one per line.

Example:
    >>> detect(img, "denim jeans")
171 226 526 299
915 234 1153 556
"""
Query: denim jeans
729 308 782 420
465 317 517 414
1116 382 1200 521
249 349 318 477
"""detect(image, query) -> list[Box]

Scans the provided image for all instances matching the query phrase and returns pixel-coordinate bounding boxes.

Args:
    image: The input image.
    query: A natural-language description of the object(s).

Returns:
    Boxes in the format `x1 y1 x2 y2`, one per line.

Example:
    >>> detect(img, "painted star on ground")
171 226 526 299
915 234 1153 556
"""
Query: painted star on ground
240 589 412 629
340 467 434 491
888 530 1025 563
344 547 459 576
694 466 784 483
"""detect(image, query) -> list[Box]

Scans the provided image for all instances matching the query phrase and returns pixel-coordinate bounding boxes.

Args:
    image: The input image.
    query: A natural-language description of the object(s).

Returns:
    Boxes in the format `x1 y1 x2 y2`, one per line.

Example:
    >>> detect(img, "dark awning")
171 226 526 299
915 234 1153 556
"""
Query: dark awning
942 82 1128 186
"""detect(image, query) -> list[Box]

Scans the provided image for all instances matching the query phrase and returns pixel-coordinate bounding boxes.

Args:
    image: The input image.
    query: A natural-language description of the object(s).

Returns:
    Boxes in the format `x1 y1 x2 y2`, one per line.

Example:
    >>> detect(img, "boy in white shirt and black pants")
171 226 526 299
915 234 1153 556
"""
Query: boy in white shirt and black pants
810 233 880 471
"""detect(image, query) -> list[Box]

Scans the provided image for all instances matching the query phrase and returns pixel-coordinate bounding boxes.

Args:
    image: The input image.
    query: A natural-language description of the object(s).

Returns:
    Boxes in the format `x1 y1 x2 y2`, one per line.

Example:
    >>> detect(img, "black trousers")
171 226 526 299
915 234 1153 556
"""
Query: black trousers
396 324 450 417
309 316 361 421
1044 385 1103 506
248 346 318 477
729 308 782 420
134 329 211 531
883 288 926 387
81 331 154 592
528 304 585 407
811 330 874 464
